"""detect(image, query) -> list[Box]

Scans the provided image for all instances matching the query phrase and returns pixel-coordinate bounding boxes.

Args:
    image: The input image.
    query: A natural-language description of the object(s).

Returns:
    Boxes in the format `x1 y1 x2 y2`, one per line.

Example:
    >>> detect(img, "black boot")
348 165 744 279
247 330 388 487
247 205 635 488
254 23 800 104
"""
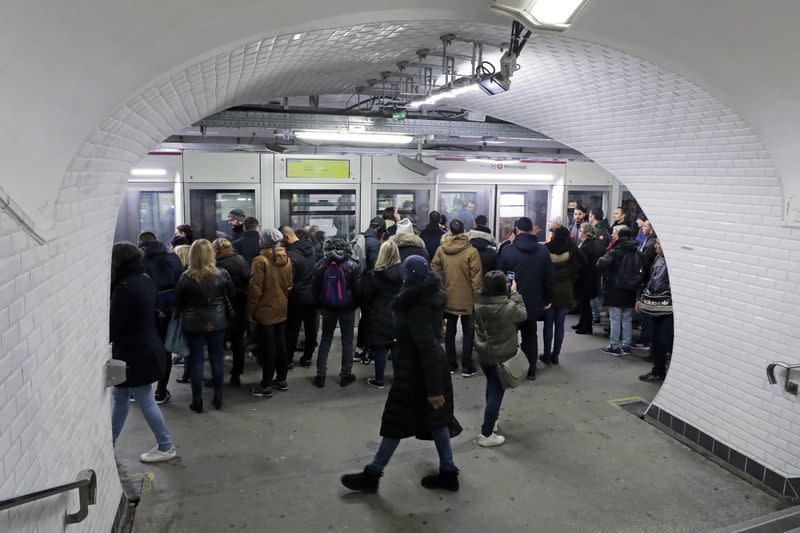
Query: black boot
539 353 552 365
189 400 203 413
341 467 382 493
551 354 559 365
212 391 222 410
421 469 459 492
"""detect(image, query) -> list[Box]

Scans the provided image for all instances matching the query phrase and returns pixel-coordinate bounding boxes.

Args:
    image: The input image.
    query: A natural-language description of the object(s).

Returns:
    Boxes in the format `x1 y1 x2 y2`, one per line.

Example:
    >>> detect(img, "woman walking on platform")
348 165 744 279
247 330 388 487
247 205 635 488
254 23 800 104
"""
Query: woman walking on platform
340 256 462 493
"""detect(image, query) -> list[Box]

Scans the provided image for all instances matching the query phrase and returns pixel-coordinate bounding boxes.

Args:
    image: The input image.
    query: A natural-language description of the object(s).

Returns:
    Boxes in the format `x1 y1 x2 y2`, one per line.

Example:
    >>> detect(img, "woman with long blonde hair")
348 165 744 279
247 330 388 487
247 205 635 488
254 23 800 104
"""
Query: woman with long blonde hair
174 239 235 412
359 241 403 389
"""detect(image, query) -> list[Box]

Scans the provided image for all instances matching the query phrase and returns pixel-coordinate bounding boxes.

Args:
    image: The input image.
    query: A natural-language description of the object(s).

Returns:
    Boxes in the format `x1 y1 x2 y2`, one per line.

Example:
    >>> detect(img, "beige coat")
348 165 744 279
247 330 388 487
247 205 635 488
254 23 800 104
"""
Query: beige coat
247 247 293 326
431 234 483 315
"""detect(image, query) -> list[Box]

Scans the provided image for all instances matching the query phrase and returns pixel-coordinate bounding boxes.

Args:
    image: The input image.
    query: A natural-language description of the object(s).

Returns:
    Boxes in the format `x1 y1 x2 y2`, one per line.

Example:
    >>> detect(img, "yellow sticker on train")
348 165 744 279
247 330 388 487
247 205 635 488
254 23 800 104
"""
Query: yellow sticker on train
286 159 350 179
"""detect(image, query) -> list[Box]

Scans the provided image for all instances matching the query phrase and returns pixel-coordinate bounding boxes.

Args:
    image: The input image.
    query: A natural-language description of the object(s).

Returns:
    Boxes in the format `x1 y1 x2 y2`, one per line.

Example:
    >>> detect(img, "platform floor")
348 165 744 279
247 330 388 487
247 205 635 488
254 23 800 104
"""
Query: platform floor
116 317 782 533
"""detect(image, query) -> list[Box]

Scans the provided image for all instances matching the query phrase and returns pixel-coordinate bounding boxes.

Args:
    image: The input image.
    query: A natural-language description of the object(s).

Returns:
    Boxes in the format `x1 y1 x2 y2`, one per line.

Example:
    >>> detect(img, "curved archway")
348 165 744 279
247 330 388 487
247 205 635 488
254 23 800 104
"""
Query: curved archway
3 20 796 530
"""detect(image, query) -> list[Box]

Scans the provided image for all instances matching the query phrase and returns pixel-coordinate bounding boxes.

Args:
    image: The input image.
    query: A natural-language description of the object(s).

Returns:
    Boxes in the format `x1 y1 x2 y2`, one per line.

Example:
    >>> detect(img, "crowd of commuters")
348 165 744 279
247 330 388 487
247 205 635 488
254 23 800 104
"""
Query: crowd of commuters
109 202 672 469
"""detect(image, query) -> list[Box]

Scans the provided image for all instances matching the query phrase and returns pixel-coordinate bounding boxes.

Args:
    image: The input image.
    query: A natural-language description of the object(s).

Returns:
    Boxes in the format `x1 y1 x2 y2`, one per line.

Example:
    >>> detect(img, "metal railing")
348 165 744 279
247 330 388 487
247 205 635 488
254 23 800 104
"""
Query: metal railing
766 362 800 395
0 470 97 525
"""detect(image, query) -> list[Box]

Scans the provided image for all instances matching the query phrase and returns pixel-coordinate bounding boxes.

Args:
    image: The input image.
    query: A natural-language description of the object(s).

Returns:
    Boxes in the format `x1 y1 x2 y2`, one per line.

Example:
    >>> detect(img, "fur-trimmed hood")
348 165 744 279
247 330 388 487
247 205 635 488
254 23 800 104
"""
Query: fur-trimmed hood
468 229 496 245
391 232 426 249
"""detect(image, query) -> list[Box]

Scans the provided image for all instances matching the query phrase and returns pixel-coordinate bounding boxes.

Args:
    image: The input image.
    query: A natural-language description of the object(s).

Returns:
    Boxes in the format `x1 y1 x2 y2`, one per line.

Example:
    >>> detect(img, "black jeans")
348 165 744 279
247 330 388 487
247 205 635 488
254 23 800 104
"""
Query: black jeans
316 309 355 378
256 322 288 388
577 294 593 330
286 302 318 363
229 301 248 377
650 314 674 378
356 304 372 351
444 313 474 371
155 310 172 395
519 318 539 367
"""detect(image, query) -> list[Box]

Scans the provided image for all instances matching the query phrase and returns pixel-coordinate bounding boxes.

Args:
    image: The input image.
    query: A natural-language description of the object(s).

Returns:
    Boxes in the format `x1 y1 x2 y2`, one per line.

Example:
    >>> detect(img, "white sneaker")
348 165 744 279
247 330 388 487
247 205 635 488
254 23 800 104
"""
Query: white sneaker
140 445 177 463
478 433 506 447
493 421 499 433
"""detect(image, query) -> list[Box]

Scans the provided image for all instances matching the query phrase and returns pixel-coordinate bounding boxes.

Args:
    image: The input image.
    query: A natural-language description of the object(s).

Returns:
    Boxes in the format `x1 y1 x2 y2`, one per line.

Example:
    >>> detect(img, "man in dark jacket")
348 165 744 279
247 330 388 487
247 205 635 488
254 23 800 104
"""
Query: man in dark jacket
596 226 640 355
611 206 637 234
363 216 385 272
632 220 658 350
312 238 361 388
383 207 400 237
228 208 247 240
569 205 587 243
637 239 672 382
233 217 261 265
421 211 446 259
138 232 184 404
468 228 498 275
497 217 554 380
590 208 611 245
281 226 318 368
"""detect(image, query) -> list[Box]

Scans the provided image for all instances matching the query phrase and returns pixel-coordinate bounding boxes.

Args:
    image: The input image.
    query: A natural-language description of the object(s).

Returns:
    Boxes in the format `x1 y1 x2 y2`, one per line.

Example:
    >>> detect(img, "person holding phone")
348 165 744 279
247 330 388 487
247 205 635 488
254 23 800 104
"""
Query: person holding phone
340 255 462 493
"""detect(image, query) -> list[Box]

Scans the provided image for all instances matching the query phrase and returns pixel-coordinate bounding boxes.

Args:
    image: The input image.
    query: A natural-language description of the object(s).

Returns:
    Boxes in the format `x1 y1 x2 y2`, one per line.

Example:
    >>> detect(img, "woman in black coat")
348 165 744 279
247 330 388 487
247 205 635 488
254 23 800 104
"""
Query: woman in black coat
574 223 605 334
213 238 251 386
341 255 462 494
110 242 177 463
360 241 404 388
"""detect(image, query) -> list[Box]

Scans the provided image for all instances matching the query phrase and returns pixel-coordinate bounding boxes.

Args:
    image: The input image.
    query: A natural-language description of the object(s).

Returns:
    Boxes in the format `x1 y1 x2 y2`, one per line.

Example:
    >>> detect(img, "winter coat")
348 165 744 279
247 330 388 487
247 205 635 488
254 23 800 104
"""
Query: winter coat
110 265 165 387
175 268 236 334
497 233 554 321
140 241 184 312
578 237 605 299
380 274 462 440
638 235 658 281
285 239 316 306
595 220 612 245
643 255 671 300
363 227 382 272
468 229 498 275
473 292 528 365
360 263 403 345
312 245 361 311
596 237 639 308
546 239 580 309
431 234 483 316
232 230 261 265
420 222 446 259
230 223 245 242
247 247 293 326
612 218 637 235
216 252 250 316
390 233 429 262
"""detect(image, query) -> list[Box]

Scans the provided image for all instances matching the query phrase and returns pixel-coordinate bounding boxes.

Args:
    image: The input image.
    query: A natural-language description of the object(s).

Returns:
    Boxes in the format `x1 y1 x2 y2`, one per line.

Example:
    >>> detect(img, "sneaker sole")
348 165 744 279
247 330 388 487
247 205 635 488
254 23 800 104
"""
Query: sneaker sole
478 440 505 447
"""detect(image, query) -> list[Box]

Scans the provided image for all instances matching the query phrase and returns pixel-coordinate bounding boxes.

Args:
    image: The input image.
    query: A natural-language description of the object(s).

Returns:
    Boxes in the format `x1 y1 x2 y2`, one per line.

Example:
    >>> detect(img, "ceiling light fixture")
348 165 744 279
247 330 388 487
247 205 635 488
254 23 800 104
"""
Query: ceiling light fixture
491 0 590 31
130 168 167 177
466 158 521 164
478 72 512 95
407 82 480 108
294 130 414 145
446 172 554 181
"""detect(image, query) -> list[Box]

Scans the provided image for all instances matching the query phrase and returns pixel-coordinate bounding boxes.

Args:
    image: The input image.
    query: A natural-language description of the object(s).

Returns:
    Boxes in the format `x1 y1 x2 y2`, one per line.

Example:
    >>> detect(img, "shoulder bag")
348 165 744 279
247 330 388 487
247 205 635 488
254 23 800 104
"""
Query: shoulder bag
640 290 672 316
165 313 190 356
497 347 529 389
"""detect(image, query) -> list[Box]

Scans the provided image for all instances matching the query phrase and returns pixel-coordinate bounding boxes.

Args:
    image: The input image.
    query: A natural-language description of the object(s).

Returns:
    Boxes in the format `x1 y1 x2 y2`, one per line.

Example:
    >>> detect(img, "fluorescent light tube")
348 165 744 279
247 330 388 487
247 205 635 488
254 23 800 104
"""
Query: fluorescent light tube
295 130 414 144
131 168 167 177
446 172 554 181
466 158 521 164
530 0 587 25
491 0 589 31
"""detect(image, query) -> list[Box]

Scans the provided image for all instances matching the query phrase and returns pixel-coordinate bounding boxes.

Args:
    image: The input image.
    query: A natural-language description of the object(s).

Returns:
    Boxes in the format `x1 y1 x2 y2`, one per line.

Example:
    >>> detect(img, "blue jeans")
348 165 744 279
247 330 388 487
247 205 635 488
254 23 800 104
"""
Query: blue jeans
186 330 226 403
590 297 602 321
608 307 633 349
480 364 505 437
543 306 569 357
112 384 173 451
372 342 396 383
367 426 458 474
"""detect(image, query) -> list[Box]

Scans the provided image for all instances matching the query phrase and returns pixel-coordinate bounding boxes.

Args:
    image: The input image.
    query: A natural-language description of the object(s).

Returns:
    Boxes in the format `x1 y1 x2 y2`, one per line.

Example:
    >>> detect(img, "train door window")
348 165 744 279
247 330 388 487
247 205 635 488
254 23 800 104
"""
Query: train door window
189 189 256 241
621 188 643 221
566 188 609 225
114 188 175 245
497 189 549 242
437 189 493 232
279 189 357 241
375 188 431 227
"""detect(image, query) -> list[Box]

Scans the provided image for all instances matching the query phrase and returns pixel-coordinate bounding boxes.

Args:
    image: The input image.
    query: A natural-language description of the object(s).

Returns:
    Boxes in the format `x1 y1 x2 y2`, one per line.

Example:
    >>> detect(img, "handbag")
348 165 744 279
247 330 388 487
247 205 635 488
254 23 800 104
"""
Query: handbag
497 347 529 389
165 313 190 357
640 290 672 316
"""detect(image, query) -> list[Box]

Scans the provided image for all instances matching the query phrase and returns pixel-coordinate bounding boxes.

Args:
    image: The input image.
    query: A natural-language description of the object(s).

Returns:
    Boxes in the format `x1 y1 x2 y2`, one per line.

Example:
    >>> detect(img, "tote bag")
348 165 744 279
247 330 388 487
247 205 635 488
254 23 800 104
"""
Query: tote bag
165 313 190 357
497 347 529 389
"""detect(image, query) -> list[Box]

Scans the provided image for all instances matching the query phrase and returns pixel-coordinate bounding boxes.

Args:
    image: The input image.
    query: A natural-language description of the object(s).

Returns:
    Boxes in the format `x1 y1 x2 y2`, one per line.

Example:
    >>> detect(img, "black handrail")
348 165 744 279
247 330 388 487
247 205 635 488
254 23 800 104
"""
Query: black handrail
0 470 96 525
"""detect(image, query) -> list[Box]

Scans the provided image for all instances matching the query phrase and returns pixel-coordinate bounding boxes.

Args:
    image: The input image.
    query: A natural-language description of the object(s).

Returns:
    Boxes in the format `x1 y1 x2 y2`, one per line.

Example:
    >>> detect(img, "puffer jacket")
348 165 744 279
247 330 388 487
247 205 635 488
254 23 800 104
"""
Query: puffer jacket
380 273 462 441
361 263 403 345
431 234 482 316
474 292 528 365
285 239 316 306
312 240 361 310
247 247 293 326
596 237 639 308
390 233 429 262
175 268 236 334
468 229 498 275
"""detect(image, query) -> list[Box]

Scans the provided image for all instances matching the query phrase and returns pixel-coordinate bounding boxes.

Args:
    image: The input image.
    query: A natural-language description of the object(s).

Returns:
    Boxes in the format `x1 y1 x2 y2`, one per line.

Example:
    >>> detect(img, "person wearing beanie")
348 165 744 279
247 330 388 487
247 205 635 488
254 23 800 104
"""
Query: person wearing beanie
248 228 294 398
227 208 247 240
389 218 429 262
312 237 361 387
232 216 261 265
341 255 462 494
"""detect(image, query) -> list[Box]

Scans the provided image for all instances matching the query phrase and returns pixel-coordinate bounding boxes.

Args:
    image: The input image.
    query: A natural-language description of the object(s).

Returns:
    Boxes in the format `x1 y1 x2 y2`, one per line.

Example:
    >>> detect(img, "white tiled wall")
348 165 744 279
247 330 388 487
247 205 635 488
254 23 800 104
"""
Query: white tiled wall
1 23 797 531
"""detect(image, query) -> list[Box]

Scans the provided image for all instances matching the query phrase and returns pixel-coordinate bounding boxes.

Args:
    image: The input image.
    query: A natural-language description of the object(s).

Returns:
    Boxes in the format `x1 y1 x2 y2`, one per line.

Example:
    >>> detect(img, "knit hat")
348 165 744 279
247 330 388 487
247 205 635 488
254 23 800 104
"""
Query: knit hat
396 218 414 235
228 208 247 222
369 216 386 229
260 227 283 248
402 255 429 287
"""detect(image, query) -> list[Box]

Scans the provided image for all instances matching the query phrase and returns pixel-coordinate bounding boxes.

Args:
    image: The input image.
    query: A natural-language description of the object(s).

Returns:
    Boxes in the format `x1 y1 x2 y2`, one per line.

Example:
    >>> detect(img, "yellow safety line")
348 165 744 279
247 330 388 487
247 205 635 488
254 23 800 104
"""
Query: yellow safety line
607 396 648 410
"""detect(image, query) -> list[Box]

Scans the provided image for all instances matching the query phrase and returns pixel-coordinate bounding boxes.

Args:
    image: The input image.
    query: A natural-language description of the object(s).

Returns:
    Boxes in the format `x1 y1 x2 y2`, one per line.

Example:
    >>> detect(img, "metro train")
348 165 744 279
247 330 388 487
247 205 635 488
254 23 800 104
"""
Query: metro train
115 151 642 245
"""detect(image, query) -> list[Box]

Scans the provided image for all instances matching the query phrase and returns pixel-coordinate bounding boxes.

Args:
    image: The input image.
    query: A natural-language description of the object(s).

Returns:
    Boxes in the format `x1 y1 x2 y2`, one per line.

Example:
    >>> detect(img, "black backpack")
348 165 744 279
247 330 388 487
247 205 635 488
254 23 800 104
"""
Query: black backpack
615 250 643 291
